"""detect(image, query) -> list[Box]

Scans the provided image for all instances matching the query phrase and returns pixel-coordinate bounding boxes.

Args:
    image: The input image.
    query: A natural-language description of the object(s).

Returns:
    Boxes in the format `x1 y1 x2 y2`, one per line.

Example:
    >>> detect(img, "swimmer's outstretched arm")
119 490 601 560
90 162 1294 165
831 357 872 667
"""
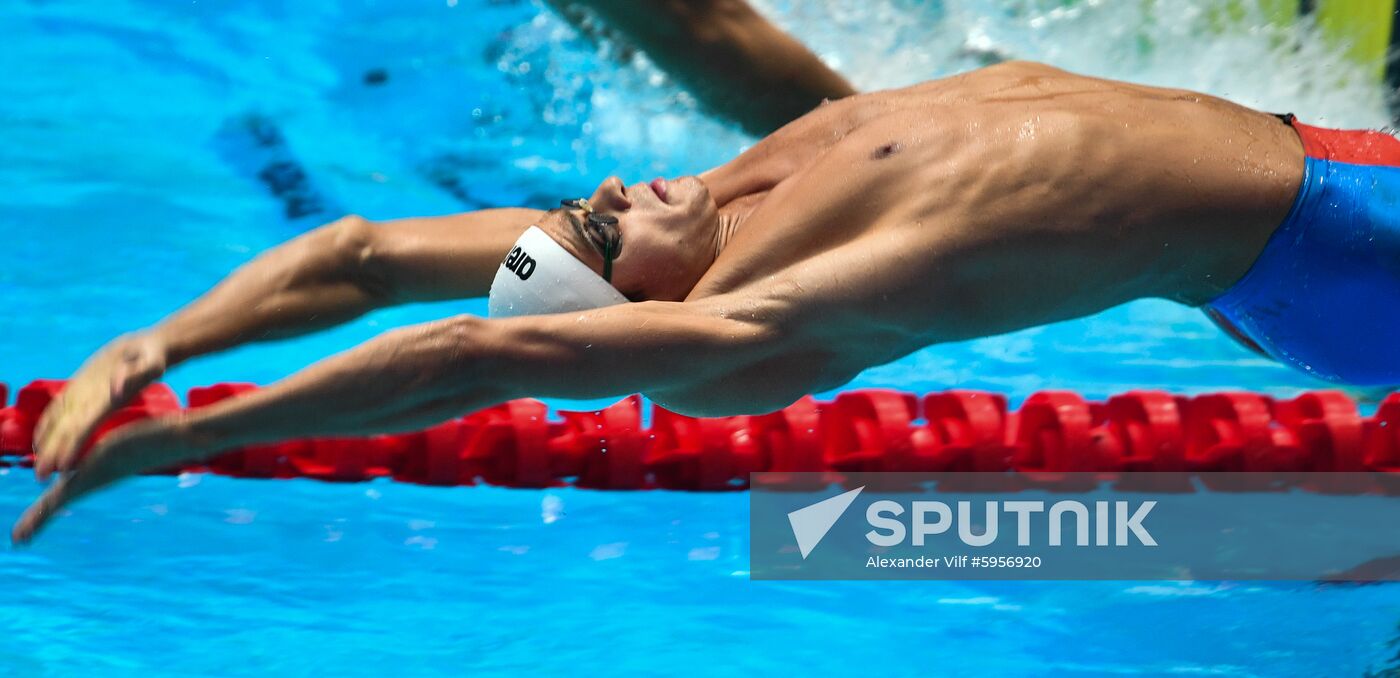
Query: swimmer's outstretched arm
14 298 784 544
552 0 855 135
30 209 539 482
152 209 543 361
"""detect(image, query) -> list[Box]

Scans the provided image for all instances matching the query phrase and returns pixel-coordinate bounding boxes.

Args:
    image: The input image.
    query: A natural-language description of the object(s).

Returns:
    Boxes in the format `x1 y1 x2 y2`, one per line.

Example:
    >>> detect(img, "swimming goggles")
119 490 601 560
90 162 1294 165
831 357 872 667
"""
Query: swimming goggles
561 198 621 283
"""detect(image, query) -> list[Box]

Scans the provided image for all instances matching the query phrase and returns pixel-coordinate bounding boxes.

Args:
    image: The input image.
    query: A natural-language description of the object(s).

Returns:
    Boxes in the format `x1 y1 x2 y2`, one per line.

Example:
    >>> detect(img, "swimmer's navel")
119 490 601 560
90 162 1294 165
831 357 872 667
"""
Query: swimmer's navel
870 142 903 160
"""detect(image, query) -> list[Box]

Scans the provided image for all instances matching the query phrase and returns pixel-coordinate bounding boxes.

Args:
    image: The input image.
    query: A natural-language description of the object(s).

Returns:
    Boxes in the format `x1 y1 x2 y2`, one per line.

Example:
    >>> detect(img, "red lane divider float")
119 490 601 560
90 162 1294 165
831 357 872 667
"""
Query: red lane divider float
0 381 1398 490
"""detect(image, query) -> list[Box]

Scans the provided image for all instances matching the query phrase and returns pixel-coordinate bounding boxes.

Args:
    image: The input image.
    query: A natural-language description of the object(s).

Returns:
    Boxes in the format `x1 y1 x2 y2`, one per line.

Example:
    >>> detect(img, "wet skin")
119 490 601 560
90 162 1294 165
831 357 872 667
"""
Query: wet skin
16 62 1303 543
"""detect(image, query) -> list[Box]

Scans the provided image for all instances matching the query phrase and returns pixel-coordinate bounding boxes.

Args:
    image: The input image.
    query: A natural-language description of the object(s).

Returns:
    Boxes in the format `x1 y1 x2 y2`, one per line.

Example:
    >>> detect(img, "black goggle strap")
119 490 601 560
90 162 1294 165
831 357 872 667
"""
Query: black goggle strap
561 198 620 283
561 198 592 213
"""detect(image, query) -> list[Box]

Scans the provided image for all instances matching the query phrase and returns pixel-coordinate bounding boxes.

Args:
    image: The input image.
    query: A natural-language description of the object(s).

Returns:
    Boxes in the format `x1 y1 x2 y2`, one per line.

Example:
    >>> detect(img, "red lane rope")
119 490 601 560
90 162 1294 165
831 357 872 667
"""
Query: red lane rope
0 380 1396 490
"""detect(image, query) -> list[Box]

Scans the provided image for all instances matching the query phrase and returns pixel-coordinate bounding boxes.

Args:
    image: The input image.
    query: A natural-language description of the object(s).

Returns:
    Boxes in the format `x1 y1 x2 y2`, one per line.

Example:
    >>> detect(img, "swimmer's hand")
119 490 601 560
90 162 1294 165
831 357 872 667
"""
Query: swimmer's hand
32 334 168 482
12 416 190 546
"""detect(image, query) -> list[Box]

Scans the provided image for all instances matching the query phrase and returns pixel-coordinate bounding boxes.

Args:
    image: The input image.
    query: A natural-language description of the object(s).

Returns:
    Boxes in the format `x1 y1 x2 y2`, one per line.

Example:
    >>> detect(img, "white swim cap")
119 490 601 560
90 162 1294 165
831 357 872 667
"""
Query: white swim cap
488 225 628 318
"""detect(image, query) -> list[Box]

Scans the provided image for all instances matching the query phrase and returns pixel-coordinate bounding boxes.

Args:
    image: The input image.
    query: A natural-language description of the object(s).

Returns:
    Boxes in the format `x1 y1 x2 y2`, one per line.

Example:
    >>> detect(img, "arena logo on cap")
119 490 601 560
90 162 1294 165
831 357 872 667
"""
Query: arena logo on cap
503 246 536 280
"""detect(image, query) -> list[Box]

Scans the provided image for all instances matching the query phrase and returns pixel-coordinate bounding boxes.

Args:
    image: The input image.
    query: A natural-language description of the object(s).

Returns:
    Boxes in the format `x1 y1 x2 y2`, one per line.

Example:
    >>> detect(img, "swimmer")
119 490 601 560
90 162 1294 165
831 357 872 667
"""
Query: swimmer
15 62 1399 542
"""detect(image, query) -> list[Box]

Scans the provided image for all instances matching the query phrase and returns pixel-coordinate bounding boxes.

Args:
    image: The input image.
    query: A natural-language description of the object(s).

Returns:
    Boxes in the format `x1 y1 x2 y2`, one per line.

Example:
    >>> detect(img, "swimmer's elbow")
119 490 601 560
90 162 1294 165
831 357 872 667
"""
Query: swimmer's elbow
318 214 395 301
322 214 376 268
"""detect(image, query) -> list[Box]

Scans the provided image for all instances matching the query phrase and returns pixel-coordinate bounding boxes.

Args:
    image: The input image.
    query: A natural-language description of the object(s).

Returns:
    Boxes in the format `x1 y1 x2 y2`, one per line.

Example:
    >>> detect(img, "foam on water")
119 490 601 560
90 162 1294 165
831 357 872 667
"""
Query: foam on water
760 0 1389 127
493 0 1389 188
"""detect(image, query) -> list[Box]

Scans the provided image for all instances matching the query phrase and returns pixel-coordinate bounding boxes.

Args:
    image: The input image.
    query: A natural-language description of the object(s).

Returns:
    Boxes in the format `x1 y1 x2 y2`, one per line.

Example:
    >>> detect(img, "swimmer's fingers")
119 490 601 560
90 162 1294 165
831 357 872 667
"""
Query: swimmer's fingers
13 425 171 545
32 388 101 483
11 461 116 546
13 474 79 545
32 390 83 482
31 402 56 465
32 355 107 480
33 337 166 481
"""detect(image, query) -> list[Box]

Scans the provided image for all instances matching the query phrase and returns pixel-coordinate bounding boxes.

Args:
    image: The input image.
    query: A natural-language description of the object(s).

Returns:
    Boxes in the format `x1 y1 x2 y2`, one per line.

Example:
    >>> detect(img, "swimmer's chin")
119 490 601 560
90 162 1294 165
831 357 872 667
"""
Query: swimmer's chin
671 175 717 211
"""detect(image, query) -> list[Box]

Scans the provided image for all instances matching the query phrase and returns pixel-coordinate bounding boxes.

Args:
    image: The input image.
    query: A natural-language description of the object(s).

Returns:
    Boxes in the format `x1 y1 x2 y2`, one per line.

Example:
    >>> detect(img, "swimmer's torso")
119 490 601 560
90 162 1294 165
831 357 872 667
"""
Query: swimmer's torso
656 62 1303 413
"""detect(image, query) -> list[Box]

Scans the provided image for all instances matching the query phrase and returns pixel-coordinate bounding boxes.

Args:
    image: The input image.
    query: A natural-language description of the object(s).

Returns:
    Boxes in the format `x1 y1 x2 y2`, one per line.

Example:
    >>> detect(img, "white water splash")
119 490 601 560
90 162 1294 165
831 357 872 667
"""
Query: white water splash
504 0 1388 183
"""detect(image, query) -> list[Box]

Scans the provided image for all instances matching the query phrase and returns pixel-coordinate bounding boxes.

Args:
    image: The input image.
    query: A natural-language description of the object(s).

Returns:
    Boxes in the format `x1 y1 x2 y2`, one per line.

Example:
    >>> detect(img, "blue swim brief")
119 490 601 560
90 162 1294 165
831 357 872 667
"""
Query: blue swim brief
1207 115 1400 385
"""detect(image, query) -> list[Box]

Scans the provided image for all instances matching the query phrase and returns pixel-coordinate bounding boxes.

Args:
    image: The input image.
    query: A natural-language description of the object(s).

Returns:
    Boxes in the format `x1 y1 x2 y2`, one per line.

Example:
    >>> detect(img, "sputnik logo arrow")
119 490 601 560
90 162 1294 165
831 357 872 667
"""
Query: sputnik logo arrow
787 486 865 559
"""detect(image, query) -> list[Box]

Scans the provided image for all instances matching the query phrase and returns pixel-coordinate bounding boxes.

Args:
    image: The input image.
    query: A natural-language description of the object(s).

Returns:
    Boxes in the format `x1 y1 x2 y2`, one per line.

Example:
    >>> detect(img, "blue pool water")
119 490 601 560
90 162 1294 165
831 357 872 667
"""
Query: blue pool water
3 0 1400 674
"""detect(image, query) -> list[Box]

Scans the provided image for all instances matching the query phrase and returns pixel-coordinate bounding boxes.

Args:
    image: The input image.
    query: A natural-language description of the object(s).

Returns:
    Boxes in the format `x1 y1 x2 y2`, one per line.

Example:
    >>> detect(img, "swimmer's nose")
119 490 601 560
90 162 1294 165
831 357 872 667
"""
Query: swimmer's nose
592 176 631 212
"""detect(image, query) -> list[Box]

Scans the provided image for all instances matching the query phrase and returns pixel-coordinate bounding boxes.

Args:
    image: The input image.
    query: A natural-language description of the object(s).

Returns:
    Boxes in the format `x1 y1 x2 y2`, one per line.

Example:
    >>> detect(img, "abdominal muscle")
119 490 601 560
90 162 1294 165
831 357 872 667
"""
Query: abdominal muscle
705 66 1301 329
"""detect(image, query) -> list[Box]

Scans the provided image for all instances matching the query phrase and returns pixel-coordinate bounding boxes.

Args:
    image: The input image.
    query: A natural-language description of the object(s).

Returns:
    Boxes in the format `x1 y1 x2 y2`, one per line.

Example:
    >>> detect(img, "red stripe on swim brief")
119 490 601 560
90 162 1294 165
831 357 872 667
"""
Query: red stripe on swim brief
1292 120 1400 166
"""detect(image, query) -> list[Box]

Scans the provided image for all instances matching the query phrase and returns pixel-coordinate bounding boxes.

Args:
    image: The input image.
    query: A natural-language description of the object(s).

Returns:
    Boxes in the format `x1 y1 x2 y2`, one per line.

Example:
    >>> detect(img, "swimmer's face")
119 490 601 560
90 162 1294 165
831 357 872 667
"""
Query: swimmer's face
552 175 720 302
